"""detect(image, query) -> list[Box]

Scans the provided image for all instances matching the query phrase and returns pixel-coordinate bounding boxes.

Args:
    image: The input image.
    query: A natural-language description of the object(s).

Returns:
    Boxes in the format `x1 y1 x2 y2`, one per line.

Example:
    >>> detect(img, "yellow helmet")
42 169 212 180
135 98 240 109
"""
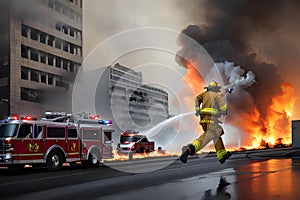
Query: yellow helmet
205 81 221 91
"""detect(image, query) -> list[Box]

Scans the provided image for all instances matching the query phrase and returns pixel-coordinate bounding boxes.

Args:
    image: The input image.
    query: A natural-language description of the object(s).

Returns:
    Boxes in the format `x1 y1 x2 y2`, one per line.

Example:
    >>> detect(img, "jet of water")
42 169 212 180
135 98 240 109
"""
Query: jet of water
142 112 195 138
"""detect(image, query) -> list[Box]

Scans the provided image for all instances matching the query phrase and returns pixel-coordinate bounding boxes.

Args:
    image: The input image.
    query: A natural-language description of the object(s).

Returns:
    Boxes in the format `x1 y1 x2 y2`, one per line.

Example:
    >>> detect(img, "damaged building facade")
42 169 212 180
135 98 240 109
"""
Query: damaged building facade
0 0 83 118
94 63 169 135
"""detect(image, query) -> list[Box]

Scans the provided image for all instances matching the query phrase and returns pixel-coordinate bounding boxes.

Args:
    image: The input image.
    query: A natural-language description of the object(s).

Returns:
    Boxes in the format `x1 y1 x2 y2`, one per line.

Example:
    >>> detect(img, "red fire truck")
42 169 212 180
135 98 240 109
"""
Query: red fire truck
0 112 114 171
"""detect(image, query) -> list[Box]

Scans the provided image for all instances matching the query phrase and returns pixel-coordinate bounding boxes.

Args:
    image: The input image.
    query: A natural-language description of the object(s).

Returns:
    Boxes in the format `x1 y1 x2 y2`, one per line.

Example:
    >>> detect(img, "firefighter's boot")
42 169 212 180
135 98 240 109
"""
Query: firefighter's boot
217 150 232 164
180 144 196 163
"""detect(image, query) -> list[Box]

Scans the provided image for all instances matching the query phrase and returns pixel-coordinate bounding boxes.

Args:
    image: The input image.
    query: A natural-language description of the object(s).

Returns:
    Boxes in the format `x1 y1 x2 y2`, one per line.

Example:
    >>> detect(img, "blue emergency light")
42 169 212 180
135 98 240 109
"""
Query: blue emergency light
98 120 112 125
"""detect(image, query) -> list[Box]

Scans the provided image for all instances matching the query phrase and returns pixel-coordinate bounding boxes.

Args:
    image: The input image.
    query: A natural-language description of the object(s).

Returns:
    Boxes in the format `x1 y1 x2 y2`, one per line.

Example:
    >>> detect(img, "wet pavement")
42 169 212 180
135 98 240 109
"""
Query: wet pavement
100 158 300 200
4 150 300 200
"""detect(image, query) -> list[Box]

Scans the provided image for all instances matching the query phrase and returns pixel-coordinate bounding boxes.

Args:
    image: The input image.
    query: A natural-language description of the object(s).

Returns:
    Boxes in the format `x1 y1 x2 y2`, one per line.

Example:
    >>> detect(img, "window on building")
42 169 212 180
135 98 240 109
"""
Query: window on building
63 59 68 70
70 28 75 37
48 74 54 85
56 57 61 68
69 62 74 72
21 24 28 37
70 43 74 54
40 53 46 64
47 35 54 46
30 29 39 41
55 39 62 49
21 87 40 103
40 32 46 44
30 69 39 82
21 45 28 58
21 67 29 80
30 50 39 62
41 73 47 84
63 41 68 52
62 25 68 34
48 55 54 66
55 23 61 31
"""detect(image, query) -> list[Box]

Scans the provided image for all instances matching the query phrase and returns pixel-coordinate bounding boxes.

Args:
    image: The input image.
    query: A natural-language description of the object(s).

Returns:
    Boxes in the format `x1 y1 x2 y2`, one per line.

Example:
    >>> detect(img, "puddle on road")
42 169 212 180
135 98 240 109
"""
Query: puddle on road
100 159 300 200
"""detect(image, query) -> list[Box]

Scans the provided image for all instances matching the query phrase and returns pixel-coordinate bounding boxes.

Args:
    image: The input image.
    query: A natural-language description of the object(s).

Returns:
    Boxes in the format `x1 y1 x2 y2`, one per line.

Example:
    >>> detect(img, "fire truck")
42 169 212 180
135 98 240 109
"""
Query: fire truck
117 130 155 154
0 112 114 171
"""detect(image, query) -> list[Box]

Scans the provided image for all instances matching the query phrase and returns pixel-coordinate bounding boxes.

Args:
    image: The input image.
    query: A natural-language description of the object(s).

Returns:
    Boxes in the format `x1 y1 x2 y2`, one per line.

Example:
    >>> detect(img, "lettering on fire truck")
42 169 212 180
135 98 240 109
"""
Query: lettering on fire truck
0 113 114 171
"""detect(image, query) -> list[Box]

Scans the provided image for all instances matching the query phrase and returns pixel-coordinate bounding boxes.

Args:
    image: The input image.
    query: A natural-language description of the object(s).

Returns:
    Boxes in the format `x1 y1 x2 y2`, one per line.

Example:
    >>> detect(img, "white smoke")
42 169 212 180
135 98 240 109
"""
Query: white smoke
207 61 256 89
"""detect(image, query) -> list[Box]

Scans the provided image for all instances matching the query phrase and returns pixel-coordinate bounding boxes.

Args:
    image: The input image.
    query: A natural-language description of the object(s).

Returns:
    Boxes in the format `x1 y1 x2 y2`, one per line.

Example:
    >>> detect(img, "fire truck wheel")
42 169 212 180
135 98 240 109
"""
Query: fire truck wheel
88 152 100 167
46 150 63 171
84 150 101 168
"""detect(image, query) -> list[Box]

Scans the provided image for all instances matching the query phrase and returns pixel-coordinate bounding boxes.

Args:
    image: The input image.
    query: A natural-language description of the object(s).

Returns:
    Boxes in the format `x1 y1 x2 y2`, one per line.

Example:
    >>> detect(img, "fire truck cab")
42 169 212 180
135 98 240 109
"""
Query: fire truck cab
0 113 114 171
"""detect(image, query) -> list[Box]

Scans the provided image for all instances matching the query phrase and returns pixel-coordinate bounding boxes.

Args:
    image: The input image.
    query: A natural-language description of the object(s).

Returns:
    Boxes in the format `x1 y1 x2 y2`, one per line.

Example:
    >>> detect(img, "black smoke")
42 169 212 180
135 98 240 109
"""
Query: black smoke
176 0 299 143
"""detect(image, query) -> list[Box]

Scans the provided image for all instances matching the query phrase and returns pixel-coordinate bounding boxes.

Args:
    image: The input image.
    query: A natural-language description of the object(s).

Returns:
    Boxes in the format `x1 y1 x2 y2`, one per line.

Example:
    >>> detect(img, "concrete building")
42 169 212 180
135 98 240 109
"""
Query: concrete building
94 63 169 141
0 0 83 118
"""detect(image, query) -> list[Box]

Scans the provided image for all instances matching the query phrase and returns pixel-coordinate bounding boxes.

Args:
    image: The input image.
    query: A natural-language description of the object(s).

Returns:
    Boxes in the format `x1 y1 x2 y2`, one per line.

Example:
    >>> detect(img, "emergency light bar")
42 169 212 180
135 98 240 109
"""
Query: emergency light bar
21 116 37 120
98 120 112 125
89 115 100 120
9 115 19 120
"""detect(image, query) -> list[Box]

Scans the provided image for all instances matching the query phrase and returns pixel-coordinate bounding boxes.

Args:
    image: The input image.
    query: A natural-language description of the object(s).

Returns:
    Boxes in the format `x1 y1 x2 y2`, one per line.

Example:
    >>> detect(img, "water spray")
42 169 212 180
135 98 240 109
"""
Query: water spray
142 112 195 138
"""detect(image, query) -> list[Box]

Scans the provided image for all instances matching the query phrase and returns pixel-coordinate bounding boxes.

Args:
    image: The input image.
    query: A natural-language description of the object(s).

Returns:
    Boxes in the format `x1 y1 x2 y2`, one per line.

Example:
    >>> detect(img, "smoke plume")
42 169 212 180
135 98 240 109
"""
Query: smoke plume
176 0 298 147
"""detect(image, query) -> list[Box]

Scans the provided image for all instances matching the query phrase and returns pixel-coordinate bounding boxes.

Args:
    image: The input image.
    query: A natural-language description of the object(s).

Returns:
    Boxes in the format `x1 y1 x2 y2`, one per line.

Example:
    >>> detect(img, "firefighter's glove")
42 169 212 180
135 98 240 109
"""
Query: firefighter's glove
195 110 200 117
221 110 227 116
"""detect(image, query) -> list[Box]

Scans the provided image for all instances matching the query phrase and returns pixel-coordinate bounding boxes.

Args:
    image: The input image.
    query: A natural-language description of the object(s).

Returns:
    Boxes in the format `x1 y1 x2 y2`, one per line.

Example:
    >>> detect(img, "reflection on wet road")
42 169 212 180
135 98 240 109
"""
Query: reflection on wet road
101 159 300 200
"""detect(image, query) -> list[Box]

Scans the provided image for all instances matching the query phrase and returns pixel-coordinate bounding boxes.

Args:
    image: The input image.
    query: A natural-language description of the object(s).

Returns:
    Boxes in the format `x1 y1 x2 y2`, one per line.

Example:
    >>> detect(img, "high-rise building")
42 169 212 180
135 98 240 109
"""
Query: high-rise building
0 0 83 118
95 63 169 133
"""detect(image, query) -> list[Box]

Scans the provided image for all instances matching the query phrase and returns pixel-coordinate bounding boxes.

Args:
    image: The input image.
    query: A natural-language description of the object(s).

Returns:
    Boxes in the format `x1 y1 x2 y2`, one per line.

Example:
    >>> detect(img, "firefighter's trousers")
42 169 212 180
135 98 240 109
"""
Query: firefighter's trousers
191 122 225 155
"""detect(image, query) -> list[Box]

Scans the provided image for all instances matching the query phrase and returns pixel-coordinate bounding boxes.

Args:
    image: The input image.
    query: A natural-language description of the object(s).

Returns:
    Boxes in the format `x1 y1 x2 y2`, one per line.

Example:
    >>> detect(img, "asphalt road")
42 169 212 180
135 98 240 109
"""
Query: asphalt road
2 153 297 200
0 153 250 199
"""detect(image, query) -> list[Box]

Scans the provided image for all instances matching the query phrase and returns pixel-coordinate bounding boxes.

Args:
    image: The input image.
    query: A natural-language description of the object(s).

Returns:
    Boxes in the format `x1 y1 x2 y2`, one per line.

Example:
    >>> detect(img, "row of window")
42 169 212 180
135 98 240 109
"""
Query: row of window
55 22 81 40
47 0 82 24
111 82 169 103
21 45 80 73
113 63 142 78
111 69 142 84
111 75 141 87
21 66 70 89
22 24 82 56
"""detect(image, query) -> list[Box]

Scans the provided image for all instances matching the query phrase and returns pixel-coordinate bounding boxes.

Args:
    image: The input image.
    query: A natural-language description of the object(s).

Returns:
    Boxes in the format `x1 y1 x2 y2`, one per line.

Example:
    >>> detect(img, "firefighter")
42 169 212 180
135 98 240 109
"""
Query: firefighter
180 81 232 164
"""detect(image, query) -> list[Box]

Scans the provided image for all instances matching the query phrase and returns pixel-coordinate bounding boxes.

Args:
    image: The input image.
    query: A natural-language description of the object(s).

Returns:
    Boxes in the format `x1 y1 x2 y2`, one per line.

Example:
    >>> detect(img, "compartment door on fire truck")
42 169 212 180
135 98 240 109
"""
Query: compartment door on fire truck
45 126 67 157
102 129 113 158
66 127 80 161
30 124 44 163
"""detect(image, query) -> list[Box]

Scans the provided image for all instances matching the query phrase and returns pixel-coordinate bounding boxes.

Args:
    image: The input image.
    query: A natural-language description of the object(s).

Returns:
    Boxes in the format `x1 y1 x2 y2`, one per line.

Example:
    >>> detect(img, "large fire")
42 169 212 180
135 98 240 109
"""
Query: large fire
182 62 297 150
250 83 296 148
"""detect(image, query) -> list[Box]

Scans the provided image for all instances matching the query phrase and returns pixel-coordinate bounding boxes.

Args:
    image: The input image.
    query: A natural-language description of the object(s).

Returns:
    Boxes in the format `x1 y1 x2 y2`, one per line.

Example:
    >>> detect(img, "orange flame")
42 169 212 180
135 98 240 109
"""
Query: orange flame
104 150 180 162
182 61 297 150
182 61 204 95
242 83 296 149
